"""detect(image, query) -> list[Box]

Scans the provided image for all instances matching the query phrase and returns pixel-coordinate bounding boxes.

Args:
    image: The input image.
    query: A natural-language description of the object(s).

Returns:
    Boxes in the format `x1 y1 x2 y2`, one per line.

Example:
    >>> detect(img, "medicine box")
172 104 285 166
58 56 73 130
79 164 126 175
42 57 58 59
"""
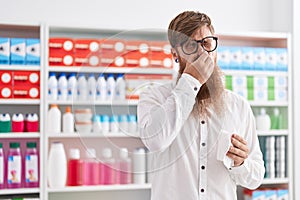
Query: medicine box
124 40 150 68
229 46 242 70
10 38 26 65
26 38 40 65
100 39 125 67
264 48 277 71
253 47 266 71
74 39 100 66
241 47 254 70
276 48 288 71
0 37 10 64
149 41 173 68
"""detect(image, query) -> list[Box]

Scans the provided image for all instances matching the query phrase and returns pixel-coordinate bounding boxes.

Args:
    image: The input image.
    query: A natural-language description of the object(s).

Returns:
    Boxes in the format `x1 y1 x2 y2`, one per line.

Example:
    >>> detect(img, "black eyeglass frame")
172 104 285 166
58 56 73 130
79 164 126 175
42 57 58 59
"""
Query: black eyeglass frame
180 36 218 55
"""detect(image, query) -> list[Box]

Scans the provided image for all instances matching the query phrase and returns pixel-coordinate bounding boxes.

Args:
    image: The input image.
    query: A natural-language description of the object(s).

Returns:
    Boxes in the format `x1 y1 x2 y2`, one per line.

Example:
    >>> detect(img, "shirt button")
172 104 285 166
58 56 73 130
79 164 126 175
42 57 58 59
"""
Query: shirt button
201 120 205 124
194 87 198 91
201 189 205 193
201 165 205 170
201 142 206 147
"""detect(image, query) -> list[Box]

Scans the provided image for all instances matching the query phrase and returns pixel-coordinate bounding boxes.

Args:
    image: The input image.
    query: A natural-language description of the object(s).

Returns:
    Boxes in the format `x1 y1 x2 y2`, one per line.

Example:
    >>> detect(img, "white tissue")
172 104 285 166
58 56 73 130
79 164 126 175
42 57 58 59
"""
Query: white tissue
217 130 234 169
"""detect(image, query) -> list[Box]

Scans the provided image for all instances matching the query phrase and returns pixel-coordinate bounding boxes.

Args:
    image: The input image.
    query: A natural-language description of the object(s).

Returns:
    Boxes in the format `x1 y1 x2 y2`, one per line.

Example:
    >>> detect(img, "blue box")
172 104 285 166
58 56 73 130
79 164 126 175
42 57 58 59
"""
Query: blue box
276 48 288 71
241 47 254 70
277 189 288 200
265 48 277 71
229 46 242 70
253 47 266 71
26 38 40 65
10 38 26 65
217 46 231 70
0 37 10 65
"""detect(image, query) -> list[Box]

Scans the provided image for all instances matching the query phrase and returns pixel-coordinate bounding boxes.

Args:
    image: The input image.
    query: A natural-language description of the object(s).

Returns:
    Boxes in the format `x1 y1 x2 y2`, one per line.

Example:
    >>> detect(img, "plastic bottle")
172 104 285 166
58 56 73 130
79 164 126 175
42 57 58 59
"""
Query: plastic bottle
255 108 271 131
63 106 74 133
82 148 99 185
96 74 107 101
67 148 82 186
47 105 61 133
58 73 68 101
115 74 126 100
118 115 128 134
24 142 39 188
0 143 4 189
115 148 132 184
77 74 88 101
7 142 22 188
92 115 102 133
101 115 110 134
99 148 115 185
128 115 138 136
271 108 283 130
110 115 119 133
48 72 58 100
87 74 97 101
48 142 67 188
0 113 11 133
106 74 116 101
11 113 24 132
132 147 146 184
25 113 39 132
67 73 77 101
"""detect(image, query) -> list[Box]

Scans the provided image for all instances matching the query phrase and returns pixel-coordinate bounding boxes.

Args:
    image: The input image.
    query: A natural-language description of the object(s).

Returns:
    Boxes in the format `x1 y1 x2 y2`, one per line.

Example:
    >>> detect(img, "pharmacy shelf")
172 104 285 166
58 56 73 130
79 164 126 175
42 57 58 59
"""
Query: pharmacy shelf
262 178 289 185
47 184 151 193
0 99 40 105
257 130 288 136
0 188 40 195
248 101 288 107
0 65 40 71
47 100 139 106
223 70 288 77
48 66 175 75
47 132 138 138
0 132 40 138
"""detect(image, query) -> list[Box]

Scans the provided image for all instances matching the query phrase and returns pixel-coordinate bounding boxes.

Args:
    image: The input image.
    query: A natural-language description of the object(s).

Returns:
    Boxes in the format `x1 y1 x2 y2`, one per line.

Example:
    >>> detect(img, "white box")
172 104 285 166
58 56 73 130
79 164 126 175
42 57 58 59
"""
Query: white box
264 48 277 71
229 46 242 70
241 47 254 70
232 87 248 99
276 48 288 71
254 76 268 89
275 88 288 101
277 189 288 200
217 46 231 69
254 88 268 101
232 75 247 88
274 76 288 88
253 47 266 70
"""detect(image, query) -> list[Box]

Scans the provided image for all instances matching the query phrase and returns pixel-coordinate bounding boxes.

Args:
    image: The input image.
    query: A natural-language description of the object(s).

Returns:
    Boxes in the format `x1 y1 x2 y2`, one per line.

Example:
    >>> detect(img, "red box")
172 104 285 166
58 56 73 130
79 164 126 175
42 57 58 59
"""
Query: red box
49 38 75 66
100 39 126 67
149 41 173 68
13 71 40 86
0 86 12 98
13 85 40 99
0 71 13 85
124 40 150 67
74 39 101 66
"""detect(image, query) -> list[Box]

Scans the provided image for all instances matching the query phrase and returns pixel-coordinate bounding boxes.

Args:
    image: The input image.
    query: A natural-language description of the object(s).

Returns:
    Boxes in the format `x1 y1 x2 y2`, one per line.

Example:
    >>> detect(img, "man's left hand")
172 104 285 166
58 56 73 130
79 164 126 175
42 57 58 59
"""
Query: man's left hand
226 134 249 166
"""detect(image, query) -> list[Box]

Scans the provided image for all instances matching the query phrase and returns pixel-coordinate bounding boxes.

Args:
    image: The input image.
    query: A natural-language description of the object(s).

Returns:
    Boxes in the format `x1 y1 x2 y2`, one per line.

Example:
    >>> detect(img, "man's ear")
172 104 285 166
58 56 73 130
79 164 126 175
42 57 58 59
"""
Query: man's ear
171 48 178 60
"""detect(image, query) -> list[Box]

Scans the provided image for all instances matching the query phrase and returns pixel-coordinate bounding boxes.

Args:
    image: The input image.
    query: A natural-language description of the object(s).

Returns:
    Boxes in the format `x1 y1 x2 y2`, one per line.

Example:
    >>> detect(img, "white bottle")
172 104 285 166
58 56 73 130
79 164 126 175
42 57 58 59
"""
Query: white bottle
119 115 128 133
87 74 97 101
47 104 61 133
133 147 146 184
110 115 119 133
128 115 138 136
115 74 126 100
48 142 67 188
116 148 132 184
48 72 58 100
92 115 102 133
101 115 110 134
106 74 116 101
67 73 77 101
58 73 68 101
96 74 107 101
77 74 88 101
63 106 74 133
255 108 271 131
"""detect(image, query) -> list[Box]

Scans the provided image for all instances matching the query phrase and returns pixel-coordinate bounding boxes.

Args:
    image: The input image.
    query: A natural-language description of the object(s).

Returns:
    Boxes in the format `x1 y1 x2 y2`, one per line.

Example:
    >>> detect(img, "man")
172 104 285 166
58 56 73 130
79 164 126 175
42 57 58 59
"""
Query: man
137 11 265 200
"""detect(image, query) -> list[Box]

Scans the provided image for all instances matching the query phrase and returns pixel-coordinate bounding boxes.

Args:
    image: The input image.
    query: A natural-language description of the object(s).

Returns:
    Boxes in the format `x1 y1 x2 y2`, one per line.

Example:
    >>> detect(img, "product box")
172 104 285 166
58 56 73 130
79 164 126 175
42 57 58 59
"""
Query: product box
277 189 288 200
124 40 150 67
149 41 173 68
233 87 248 99
13 71 40 86
275 88 288 101
253 47 266 71
232 75 247 89
254 76 268 89
241 47 254 70
217 46 231 70
74 39 100 66
264 189 277 200
0 71 12 85
254 88 268 101
276 48 288 71
13 85 39 99
10 38 26 65
49 38 74 66
225 75 232 90
264 48 277 71
0 86 12 98
125 74 173 99
100 39 126 67
26 38 40 65
243 189 265 200
274 76 288 88
229 46 242 70
0 37 10 64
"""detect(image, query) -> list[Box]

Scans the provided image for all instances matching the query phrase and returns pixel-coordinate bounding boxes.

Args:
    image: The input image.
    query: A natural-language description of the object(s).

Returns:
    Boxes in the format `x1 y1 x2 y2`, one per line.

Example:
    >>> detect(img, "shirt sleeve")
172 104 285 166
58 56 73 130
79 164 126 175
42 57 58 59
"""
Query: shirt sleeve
228 102 265 190
138 73 201 152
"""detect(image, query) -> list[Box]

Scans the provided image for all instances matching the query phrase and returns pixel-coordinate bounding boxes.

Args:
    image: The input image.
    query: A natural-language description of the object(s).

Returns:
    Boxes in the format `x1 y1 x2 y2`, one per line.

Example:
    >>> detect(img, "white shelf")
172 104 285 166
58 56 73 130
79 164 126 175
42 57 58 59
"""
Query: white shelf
223 70 288 77
47 132 138 138
249 101 288 107
257 129 288 136
0 132 40 138
0 188 40 195
48 66 174 75
0 65 40 71
47 99 139 106
0 99 40 105
262 178 289 185
47 184 151 193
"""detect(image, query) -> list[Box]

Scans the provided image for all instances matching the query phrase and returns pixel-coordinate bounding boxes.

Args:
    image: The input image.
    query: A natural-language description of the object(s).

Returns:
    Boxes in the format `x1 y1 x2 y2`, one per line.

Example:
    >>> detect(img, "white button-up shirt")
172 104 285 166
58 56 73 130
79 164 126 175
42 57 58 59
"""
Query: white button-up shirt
138 73 265 200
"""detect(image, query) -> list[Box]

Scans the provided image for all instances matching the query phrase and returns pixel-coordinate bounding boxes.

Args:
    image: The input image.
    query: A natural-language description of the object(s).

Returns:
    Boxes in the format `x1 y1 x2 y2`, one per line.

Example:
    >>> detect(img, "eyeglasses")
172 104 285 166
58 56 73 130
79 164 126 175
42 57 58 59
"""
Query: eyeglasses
180 36 218 55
